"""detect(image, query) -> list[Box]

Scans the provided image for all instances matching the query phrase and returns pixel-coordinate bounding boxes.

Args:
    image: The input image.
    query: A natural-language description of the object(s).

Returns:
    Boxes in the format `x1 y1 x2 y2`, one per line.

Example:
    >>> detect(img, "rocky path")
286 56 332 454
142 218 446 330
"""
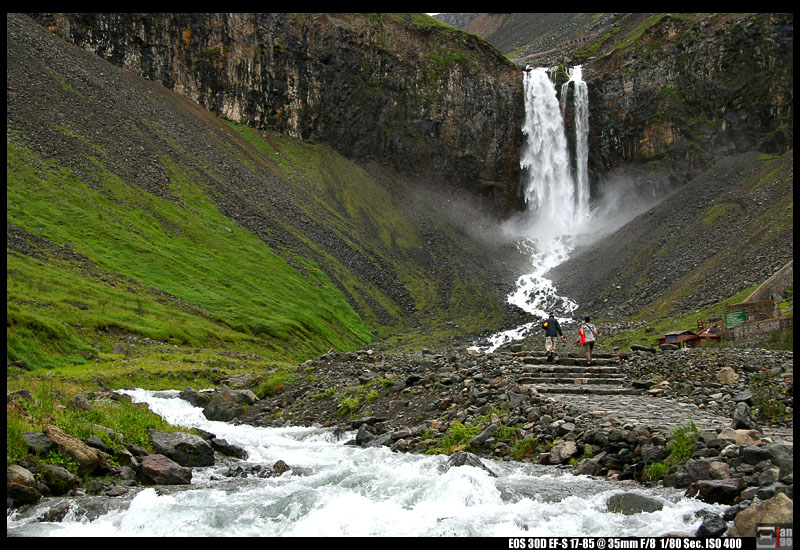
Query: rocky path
478 348 793 445
545 392 792 445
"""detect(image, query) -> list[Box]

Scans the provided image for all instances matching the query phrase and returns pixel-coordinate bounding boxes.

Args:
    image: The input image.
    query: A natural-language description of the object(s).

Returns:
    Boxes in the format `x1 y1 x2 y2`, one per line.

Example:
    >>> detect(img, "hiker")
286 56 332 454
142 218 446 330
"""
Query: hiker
542 313 564 361
579 316 599 364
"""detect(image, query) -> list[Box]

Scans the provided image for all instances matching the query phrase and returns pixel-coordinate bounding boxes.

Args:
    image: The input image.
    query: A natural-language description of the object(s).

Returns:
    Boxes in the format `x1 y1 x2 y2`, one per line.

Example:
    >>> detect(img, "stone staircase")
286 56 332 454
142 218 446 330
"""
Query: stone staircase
511 351 639 395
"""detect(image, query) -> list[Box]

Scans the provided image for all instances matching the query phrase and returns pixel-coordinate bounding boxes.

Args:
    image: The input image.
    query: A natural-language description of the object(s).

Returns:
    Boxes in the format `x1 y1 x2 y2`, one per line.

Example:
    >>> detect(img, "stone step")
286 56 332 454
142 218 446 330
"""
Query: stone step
521 365 622 375
527 384 640 396
518 352 614 358
518 376 626 385
512 351 616 360
521 357 615 367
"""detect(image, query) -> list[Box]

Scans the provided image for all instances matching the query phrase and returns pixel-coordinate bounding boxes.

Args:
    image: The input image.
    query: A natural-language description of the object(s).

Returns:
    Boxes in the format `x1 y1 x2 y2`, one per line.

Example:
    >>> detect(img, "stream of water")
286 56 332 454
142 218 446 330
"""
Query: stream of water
7 390 726 537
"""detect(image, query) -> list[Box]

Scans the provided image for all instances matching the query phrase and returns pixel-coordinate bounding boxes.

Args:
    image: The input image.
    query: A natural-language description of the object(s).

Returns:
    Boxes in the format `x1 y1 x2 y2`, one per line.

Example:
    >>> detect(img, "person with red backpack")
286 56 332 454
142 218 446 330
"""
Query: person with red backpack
579 316 599 365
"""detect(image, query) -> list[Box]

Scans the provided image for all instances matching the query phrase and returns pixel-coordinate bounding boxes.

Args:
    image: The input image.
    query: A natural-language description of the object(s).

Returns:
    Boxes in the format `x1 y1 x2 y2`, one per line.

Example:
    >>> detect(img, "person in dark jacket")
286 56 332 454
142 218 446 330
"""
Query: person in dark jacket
542 313 564 361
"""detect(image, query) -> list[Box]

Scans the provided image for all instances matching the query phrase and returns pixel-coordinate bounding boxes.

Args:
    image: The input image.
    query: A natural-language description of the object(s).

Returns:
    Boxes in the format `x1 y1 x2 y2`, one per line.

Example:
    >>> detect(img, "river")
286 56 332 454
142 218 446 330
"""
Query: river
7 389 727 537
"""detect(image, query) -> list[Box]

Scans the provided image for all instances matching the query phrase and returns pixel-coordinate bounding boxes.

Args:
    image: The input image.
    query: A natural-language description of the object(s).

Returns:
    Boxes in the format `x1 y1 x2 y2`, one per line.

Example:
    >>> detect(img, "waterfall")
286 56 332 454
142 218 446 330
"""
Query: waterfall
520 68 575 229
520 65 590 234
475 66 590 353
565 65 591 225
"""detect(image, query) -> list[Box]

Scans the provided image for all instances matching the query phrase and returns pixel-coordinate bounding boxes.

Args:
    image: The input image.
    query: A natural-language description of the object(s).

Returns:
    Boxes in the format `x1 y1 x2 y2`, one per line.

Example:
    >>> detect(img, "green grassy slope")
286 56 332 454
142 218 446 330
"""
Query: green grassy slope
7 137 373 367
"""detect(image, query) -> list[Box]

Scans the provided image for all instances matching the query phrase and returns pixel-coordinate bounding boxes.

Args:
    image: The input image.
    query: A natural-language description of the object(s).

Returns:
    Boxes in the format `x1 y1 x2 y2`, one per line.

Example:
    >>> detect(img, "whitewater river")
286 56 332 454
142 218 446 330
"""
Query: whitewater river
7 389 727 537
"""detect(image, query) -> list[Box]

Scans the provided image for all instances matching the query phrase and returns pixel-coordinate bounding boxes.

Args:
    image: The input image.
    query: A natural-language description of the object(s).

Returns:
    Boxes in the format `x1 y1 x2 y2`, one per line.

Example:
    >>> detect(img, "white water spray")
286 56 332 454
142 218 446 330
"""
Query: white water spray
477 66 591 352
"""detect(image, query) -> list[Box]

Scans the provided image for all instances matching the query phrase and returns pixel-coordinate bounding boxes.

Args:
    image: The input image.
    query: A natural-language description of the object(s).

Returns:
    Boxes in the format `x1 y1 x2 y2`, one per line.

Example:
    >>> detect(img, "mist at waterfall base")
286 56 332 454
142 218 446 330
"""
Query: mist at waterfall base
7 390 726 537
475 66 664 352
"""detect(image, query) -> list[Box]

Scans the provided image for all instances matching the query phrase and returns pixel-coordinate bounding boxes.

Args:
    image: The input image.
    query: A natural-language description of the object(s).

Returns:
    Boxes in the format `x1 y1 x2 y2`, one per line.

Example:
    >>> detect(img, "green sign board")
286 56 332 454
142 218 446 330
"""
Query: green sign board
725 310 746 328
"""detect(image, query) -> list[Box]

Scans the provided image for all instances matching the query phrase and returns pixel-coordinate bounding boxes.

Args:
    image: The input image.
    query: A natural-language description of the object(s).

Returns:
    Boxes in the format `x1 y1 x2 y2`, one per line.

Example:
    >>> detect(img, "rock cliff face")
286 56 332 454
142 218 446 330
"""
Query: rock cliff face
33 13 792 211
578 13 793 185
33 13 524 213
441 13 792 191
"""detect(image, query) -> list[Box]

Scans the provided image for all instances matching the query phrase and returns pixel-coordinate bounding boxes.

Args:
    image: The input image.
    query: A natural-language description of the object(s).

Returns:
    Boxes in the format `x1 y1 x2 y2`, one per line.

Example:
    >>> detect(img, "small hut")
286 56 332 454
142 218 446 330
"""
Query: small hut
657 329 720 348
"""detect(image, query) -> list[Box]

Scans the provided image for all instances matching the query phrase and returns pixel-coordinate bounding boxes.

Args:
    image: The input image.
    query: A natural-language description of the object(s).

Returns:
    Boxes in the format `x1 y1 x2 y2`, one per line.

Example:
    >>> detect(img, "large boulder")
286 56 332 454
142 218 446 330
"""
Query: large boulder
727 493 794 537
695 514 728 538
759 443 794 477
574 451 608 476
38 464 82 496
549 441 578 464
202 389 257 422
446 451 498 477
685 457 730 483
22 431 55 455
685 478 745 504
138 454 193 485
607 492 664 515
42 424 115 476
210 437 248 460
148 429 215 467
470 424 498 447
178 387 211 408
716 366 739 385
7 465 41 506
715 427 761 445
731 402 759 430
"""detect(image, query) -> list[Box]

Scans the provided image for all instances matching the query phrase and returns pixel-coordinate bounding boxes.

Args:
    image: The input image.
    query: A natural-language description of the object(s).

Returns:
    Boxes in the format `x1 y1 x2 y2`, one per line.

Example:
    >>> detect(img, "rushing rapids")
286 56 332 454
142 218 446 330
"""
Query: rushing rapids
7 390 727 536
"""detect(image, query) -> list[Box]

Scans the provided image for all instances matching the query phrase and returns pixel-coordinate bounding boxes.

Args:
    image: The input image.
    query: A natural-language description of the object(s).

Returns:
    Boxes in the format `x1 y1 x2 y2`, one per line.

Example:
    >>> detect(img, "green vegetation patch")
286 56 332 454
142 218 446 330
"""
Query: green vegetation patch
7 137 372 370
7 379 185 469
749 372 792 422
701 202 742 226
645 421 698 481
256 368 295 398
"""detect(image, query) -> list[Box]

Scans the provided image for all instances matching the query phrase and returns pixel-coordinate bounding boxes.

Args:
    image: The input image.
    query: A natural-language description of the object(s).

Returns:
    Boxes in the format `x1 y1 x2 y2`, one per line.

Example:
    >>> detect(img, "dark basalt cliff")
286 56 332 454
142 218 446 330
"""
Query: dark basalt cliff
31 13 793 210
31 13 524 213
579 13 793 187
437 13 792 192
545 14 794 319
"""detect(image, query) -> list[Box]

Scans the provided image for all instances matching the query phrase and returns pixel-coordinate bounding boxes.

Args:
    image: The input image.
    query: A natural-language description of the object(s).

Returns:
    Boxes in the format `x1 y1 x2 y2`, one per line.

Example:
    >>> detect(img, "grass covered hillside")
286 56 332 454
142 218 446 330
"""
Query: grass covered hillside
7 13 519 378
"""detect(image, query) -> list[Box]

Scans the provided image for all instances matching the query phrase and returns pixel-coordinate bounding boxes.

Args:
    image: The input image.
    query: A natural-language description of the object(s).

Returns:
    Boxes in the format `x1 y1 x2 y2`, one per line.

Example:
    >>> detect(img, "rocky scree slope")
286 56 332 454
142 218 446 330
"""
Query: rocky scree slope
549 149 793 320
551 13 794 321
